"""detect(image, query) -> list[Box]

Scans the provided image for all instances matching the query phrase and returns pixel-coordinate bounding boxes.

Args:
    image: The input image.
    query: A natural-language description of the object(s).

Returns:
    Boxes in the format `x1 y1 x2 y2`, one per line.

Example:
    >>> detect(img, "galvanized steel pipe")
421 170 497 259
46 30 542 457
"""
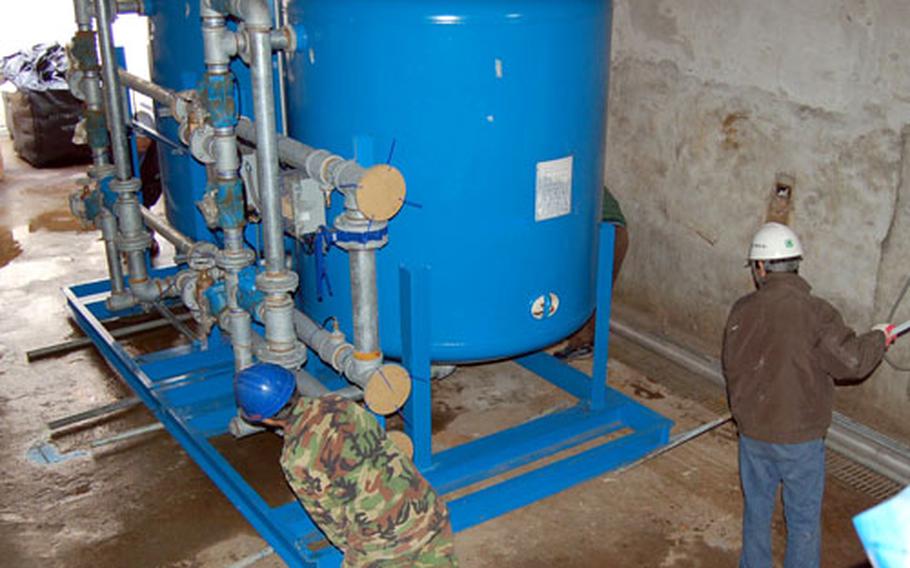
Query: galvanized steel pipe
349 249 380 357
98 205 126 297
93 0 132 182
118 69 178 109
248 29 285 274
139 206 194 254
235 119 365 193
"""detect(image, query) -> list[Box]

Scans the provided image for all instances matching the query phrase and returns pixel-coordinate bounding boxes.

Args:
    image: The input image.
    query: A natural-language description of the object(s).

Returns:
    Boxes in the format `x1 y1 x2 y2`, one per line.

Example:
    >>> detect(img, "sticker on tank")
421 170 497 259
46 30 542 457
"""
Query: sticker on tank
535 156 573 222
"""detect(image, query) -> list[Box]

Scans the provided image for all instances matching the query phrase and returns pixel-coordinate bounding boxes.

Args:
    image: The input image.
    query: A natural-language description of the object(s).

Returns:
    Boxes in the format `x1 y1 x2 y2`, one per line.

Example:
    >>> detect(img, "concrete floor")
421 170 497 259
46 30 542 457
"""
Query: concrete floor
0 138 884 567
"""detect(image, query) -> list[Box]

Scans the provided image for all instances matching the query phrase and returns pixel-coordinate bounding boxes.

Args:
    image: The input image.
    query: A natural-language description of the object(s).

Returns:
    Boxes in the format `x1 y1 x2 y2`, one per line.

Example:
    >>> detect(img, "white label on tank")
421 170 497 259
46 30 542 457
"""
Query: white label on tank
535 156 573 221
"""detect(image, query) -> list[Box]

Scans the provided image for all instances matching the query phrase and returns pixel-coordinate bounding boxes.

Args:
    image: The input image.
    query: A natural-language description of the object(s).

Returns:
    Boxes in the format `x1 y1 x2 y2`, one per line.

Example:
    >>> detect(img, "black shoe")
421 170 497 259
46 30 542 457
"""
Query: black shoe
554 344 593 360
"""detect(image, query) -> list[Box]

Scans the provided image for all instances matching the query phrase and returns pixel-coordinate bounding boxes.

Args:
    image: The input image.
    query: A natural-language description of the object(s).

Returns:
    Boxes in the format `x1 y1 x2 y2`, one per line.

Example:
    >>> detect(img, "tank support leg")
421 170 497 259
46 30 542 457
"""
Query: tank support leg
400 265 433 469
590 221 616 411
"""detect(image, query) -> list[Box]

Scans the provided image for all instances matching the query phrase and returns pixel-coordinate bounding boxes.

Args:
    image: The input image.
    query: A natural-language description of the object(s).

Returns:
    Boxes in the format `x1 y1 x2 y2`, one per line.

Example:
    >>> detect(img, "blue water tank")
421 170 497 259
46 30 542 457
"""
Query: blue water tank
288 0 611 362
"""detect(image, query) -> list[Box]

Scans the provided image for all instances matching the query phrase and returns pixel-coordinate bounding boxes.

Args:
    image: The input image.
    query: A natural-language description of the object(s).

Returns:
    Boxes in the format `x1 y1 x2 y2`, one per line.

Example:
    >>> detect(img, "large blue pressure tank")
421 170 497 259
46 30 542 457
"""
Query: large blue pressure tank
288 0 611 362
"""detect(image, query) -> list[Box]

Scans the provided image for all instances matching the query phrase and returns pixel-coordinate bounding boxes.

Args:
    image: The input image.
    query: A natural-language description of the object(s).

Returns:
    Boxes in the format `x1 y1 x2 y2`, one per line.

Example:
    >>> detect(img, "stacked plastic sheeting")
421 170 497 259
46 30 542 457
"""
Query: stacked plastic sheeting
0 43 69 91
853 486 910 568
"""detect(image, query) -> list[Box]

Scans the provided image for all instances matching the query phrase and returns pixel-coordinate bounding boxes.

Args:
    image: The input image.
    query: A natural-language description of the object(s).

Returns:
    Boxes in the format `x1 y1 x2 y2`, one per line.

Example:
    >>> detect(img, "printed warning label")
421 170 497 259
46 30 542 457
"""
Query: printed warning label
535 156 573 222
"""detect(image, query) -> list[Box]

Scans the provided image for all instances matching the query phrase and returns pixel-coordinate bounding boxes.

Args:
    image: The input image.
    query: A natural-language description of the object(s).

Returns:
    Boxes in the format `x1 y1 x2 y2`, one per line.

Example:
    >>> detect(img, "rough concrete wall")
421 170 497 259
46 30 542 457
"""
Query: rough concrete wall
606 0 910 429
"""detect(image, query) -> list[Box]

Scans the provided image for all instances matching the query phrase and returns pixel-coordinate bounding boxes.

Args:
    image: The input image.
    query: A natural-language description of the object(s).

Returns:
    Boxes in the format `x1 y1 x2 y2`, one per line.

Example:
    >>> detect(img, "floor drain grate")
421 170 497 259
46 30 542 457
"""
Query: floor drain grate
826 450 902 502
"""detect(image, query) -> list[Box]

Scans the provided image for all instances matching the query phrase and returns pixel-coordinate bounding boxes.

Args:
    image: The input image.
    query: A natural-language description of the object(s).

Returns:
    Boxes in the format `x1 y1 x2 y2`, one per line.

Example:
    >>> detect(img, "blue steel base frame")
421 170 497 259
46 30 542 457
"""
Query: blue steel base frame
64 222 672 566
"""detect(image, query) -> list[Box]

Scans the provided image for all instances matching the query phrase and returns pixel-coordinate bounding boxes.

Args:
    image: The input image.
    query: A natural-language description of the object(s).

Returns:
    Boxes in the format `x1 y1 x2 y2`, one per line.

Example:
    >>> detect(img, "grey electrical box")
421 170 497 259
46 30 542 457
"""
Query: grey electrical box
290 177 326 236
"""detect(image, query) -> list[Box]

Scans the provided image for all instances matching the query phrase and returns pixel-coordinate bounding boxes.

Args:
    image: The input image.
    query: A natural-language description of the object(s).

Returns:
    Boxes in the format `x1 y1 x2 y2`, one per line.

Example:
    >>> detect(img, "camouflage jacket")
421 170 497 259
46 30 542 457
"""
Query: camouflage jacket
280 395 452 563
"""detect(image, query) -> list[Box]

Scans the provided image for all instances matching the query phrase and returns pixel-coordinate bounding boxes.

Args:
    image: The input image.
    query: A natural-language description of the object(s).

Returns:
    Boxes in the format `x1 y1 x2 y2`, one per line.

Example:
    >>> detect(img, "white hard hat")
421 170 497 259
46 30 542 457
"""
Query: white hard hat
748 222 804 261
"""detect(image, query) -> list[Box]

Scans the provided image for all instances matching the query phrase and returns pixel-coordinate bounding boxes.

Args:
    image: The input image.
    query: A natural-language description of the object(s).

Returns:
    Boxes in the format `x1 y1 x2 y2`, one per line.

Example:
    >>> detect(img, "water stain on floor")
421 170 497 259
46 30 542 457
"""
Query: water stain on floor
0 227 22 268
29 209 89 233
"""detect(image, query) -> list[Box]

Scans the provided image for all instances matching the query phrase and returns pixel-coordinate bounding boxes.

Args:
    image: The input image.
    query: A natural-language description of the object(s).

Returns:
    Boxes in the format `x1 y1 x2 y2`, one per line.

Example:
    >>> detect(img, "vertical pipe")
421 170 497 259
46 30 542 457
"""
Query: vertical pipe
248 28 285 274
272 0 288 136
94 0 150 288
73 0 109 167
93 0 132 181
349 249 381 356
200 6 256 371
99 209 126 295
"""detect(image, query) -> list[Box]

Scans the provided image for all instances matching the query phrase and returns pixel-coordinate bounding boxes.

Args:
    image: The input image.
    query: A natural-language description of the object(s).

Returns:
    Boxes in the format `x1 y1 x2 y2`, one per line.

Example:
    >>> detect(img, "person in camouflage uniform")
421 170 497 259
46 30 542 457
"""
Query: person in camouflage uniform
234 363 457 568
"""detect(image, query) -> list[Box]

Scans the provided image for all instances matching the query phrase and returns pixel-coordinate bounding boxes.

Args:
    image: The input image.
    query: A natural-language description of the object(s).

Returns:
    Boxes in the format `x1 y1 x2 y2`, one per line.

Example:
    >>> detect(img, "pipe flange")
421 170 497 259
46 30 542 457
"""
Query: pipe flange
109 178 142 194
115 230 152 252
88 163 116 181
333 234 387 251
255 270 299 295
188 242 219 271
330 343 353 373
333 215 388 251
216 247 255 270
254 340 307 369
189 123 216 164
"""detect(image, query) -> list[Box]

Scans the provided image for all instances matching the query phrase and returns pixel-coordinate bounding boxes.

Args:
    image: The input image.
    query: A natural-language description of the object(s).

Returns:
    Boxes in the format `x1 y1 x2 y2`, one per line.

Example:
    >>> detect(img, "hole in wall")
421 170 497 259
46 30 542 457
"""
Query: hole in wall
766 172 795 225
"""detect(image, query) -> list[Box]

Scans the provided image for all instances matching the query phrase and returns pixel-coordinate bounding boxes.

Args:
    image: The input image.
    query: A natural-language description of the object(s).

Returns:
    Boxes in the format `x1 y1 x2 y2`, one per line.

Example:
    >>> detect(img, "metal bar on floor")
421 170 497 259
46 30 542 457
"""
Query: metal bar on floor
90 422 165 448
48 396 141 431
610 414 733 476
26 314 193 362
610 318 910 485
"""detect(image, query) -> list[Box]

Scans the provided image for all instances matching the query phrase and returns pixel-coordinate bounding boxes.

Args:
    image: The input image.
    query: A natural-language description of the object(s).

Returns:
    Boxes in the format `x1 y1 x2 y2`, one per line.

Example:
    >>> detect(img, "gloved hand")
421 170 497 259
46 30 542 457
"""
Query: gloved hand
873 324 896 347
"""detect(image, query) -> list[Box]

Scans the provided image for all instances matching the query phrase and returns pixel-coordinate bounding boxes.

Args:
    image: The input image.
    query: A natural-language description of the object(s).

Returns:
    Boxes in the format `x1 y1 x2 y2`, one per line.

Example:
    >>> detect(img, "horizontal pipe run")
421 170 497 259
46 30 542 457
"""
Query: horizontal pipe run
131 120 185 153
154 301 199 343
295 369 329 397
118 69 178 108
609 318 910 485
139 206 195 254
235 119 366 190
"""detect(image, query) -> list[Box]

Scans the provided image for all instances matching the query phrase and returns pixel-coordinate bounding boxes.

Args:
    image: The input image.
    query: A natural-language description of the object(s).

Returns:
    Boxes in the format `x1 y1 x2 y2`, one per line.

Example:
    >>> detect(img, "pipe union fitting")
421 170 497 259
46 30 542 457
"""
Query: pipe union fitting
109 178 142 195
254 340 307 369
255 270 299 295
216 247 256 270
115 230 152 253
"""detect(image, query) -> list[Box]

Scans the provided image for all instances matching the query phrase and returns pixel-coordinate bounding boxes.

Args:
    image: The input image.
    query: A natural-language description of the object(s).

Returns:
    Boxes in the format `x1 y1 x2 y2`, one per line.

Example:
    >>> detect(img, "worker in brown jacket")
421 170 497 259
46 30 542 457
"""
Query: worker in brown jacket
722 222 895 568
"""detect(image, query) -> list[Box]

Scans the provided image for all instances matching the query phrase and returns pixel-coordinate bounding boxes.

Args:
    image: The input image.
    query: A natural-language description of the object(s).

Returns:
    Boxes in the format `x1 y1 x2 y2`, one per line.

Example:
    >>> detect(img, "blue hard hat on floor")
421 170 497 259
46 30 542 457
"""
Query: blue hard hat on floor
234 363 296 422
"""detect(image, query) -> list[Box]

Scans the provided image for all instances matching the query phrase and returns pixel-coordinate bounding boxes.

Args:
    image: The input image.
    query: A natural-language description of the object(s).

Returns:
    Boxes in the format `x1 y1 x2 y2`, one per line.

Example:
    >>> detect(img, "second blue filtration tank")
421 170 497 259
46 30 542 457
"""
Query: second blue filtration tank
288 0 611 362
145 0 281 244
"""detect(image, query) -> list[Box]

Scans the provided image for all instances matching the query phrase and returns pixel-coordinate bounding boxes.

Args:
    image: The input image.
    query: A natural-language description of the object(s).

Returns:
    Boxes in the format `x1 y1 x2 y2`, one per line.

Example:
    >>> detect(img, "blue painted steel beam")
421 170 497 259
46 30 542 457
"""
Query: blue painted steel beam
516 351 597 401
446 413 670 531
400 265 434 469
426 403 624 493
590 222 615 410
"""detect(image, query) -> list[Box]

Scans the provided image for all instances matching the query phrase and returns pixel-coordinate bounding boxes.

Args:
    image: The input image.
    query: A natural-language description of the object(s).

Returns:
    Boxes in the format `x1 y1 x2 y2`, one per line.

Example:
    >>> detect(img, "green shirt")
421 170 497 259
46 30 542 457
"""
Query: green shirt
602 186 626 226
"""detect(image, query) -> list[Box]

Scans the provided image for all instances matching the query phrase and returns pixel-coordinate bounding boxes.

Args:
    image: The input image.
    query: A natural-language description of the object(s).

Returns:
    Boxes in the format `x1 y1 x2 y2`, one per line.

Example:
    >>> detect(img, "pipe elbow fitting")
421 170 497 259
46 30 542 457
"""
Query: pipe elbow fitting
106 291 137 312
130 277 177 302
231 0 271 29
